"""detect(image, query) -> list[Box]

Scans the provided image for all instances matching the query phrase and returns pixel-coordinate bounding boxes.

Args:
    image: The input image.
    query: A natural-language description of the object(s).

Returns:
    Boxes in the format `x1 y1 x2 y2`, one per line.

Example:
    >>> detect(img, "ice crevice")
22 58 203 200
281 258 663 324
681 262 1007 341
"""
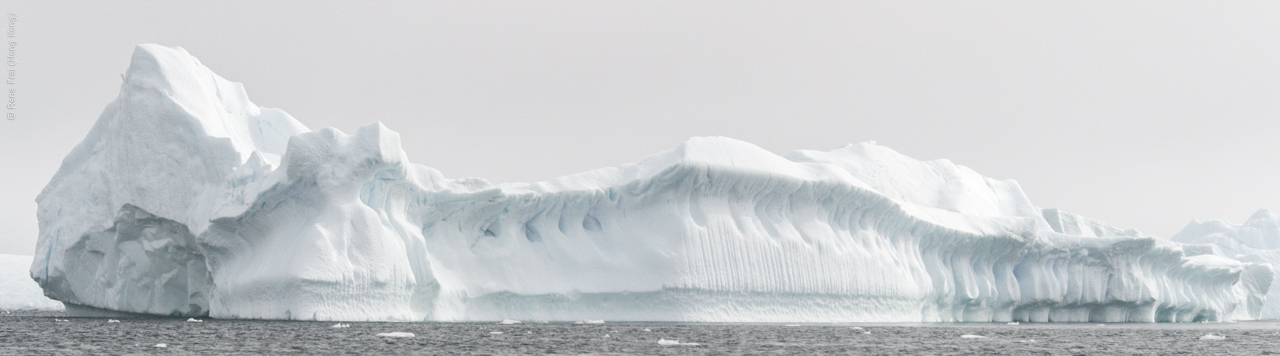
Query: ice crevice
28 44 1274 322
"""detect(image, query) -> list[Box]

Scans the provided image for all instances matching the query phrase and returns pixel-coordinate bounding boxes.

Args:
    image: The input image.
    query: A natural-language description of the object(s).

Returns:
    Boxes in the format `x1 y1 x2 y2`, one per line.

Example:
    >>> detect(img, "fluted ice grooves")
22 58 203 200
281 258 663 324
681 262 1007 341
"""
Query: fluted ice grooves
29 44 1272 322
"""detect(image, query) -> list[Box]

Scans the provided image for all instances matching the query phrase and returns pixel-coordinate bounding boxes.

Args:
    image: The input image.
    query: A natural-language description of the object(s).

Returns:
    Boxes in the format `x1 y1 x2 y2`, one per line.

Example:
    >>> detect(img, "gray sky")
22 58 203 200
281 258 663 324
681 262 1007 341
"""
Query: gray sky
2 1 1278 256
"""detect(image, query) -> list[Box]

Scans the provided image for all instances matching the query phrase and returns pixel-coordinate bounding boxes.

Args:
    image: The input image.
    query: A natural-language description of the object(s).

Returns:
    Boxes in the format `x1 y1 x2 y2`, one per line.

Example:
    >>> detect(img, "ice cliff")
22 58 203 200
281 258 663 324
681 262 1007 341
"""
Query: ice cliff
30 44 1273 322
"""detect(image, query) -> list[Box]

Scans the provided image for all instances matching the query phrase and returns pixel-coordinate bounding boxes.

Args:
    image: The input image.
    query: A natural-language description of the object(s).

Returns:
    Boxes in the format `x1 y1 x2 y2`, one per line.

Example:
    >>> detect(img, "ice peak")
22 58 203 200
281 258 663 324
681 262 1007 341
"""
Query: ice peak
123 44 209 90
1249 209 1278 222
671 136 799 174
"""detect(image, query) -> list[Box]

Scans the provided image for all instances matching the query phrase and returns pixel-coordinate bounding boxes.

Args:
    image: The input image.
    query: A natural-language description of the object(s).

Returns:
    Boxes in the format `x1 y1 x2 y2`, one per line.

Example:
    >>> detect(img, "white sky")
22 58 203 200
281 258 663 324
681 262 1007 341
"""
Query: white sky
2 1 1278 255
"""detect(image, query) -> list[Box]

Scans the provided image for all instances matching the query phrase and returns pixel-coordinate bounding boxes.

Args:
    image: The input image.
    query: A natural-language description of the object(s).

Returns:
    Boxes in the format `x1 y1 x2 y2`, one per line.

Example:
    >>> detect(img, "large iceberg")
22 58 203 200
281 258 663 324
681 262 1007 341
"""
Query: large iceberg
30 44 1273 322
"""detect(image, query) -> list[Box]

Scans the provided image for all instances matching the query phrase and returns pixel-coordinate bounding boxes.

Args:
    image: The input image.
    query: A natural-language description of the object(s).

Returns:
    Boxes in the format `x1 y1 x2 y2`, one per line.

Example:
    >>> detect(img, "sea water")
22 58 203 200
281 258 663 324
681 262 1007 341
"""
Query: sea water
3 311 1279 355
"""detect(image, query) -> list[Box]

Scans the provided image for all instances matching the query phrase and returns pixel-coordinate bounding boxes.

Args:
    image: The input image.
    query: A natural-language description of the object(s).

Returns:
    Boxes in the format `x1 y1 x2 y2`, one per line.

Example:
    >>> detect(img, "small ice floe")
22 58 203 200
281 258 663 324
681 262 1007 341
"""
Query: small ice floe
644 328 651 332
500 319 521 325
1096 324 1106 326
863 331 871 335
851 327 864 331
1007 322 1019 325
1200 334 1227 341
54 319 69 322
1019 339 1036 343
331 323 351 328
107 320 120 323
186 318 203 323
604 334 610 338
490 331 503 335
658 338 700 346
960 335 988 339
575 320 605 324
377 332 415 338
153 344 167 348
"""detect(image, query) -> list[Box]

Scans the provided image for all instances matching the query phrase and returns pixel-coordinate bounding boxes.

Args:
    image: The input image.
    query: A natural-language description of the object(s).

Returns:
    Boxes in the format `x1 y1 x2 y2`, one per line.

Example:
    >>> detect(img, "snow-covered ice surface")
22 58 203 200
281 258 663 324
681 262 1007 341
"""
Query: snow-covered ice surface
1172 209 1280 320
29 44 1275 322
0 254 63 311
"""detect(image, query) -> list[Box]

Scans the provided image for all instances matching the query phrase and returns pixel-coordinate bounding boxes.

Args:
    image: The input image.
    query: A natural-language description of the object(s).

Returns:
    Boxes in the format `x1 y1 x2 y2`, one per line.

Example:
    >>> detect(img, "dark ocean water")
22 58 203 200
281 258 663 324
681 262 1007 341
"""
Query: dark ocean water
3 311 1280 355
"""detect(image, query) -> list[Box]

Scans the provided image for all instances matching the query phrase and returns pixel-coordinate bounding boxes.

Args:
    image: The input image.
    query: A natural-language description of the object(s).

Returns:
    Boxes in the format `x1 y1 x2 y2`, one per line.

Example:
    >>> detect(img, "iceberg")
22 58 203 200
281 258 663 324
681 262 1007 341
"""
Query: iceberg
0 254 64 311
1172 209 1280 319
29 44 1273 322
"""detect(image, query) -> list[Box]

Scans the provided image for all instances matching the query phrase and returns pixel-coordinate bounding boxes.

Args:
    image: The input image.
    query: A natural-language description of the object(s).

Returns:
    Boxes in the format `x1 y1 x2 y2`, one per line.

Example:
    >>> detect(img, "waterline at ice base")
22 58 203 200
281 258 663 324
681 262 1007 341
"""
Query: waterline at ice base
30 44 1274 322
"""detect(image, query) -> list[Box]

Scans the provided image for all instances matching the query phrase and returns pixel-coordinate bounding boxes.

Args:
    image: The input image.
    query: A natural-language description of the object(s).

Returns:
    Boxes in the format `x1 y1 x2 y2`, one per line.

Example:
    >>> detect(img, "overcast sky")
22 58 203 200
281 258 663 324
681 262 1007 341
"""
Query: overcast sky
2 1 1278 256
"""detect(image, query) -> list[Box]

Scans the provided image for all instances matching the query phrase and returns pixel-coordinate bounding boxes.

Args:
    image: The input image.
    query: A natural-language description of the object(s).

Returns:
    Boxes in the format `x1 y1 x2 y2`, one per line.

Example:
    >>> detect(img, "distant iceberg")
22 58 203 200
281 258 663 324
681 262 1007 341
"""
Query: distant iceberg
0 254 63 311
1172 209 1280 319
28 44 1272 322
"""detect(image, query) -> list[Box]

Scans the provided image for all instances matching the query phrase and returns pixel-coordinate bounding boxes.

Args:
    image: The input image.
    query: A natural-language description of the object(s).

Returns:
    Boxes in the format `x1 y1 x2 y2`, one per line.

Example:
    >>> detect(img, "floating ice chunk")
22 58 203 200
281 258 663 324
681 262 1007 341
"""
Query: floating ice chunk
490 331 503 335
1020 339 1036 343
658 338 700 346
153 344 167 348
186 318 202 323
604 334 609 338
644 328 651 332
850 327 863 330
107 319 120 323
331 323 350 328
1006 322 1019 325
863 331 871 335
960 335 988 339
575 320 605 324
500 319 521 324
377 332 415 338
1200 334 1227 340
1096 324 1106 326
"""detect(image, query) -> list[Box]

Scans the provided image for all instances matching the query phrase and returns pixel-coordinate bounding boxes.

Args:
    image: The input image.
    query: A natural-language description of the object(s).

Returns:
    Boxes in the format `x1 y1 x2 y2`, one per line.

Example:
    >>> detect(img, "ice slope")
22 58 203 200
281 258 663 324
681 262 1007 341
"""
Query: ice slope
0 254 63 311
30 44 1273 322
1172 209 1280 319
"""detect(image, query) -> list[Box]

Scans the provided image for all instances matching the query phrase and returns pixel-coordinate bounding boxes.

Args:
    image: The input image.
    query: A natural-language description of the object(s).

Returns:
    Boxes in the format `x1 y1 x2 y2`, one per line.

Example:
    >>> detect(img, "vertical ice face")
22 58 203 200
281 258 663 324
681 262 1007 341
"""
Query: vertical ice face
32 44 309 316
28 44 1273 322
199 124 426 320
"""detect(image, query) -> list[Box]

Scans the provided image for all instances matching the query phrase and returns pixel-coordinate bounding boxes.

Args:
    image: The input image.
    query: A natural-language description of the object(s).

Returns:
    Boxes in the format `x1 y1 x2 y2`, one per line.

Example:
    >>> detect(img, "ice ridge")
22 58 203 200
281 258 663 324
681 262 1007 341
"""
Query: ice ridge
28 44 1273 322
